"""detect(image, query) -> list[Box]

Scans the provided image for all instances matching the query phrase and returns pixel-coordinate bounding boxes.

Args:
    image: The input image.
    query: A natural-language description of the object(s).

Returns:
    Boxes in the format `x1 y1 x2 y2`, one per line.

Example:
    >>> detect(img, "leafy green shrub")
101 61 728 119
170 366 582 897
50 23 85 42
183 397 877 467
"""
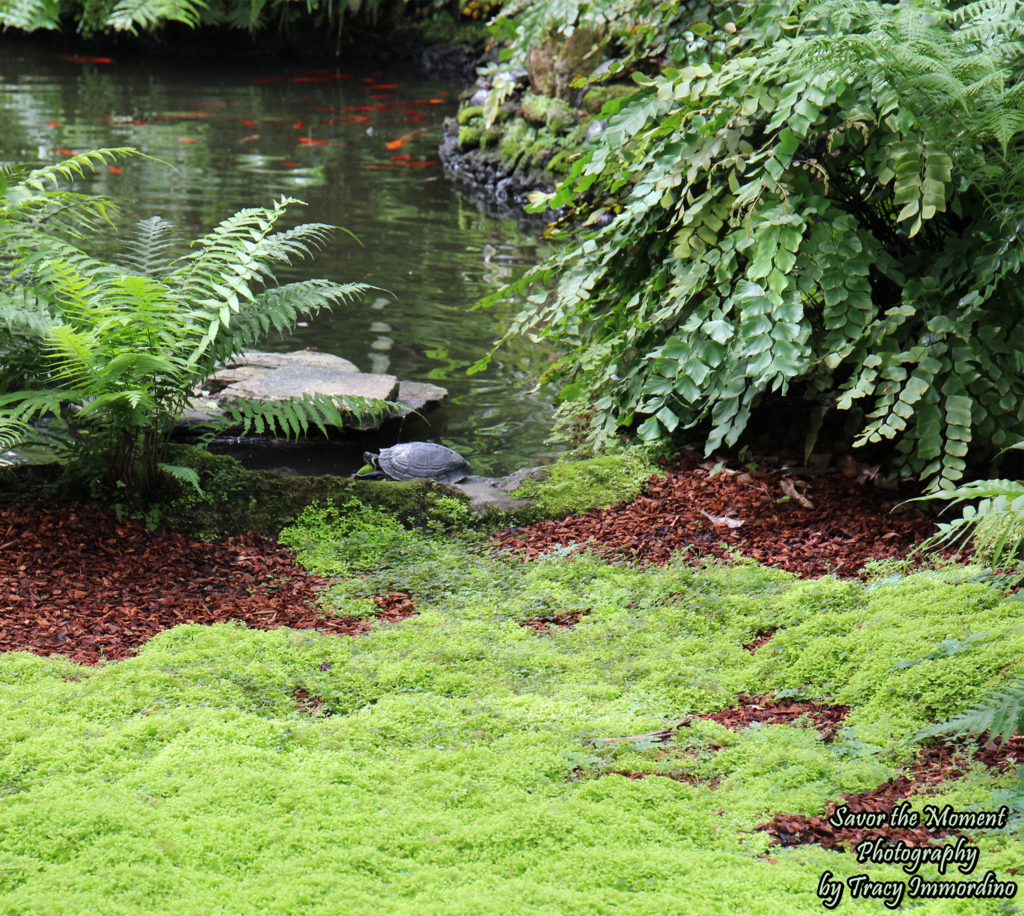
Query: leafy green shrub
0 150 390 493
486 0 1024 490
278 499 409 576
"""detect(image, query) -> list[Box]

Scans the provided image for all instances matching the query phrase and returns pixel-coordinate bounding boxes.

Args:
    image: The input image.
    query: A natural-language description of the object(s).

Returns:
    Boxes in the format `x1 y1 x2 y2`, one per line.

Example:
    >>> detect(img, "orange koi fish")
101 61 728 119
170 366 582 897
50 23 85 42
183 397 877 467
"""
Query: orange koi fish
58 54 113 64
385 129 423 150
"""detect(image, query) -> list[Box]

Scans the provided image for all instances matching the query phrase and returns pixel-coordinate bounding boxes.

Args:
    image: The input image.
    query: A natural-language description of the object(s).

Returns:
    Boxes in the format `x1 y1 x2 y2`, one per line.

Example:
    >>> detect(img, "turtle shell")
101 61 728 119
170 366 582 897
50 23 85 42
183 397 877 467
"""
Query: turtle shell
376 442 471 483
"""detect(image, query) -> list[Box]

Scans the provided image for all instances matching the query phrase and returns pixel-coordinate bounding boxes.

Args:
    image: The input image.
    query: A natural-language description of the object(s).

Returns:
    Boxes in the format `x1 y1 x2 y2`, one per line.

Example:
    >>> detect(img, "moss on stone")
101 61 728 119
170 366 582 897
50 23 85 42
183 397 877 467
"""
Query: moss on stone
519 92 570 126
509 447 657 521
498 118 537 163
458 126 483 149
524 137 556 167
546 148 575 174
456 105 484 125
153 446 478 536
544 106 576 134
582 82 638 115
477 127 502 151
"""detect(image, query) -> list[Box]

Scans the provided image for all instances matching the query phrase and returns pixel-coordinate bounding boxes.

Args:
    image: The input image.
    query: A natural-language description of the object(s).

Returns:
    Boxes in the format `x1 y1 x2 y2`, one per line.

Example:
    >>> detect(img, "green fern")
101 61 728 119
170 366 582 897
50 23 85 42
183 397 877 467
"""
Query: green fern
118 217 179 278
1 149 377 492
156 461 203 494
917 679 1024 746
0 0 58 30
105 0 207 30
220 392 401 440
482 0 1024 489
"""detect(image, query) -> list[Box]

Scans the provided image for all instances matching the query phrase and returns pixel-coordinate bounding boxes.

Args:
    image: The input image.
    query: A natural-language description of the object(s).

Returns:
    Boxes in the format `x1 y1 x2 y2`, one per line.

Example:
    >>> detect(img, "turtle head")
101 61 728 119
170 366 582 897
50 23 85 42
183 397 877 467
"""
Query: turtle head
363 450 381 470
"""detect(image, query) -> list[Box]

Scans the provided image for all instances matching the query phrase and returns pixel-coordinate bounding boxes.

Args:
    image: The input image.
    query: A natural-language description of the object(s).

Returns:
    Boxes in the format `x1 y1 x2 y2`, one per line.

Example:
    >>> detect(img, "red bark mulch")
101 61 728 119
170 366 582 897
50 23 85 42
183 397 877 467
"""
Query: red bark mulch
743 628 779 653
606 769 721 789
760 738 1024 850
0 503 415 665
698 692 849 741
292 687 334 717
495 456 935 577
521 611 588 632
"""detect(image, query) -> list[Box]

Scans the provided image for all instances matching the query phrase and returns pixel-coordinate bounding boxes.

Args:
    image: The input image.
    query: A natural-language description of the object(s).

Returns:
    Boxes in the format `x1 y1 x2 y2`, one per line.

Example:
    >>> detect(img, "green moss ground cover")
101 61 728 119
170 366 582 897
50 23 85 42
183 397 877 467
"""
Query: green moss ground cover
1 509 1022 913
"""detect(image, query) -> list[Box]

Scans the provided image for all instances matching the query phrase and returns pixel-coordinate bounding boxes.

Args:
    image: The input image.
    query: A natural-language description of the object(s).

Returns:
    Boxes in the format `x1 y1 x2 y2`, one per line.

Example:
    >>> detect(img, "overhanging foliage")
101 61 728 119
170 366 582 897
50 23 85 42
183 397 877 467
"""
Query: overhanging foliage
484 0 1024 489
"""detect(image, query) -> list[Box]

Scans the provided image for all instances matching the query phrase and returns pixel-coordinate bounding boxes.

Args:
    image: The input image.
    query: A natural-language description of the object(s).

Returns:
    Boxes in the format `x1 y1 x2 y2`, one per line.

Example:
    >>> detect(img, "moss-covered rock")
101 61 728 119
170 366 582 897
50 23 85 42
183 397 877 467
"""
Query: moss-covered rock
153 446 480 536
525 25 606 100
2 444 664 537
456 105 484 125
582 82 638 115
498 118 537 162
544 106 576 133
458 126 483 149
508 447 657 521
519 92 570 126
477 127 502 150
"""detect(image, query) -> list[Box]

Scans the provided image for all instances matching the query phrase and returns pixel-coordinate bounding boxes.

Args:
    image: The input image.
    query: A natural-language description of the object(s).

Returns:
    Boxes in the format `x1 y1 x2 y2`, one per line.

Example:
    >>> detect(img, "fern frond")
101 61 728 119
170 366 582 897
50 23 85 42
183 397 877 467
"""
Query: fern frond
203 279 370 364
118 216 179 277
156 462 203 493
0 0 59 30
105 0 207 31
917 679 1024 745
220 392 401 440
19 149 141 192
911 477 1024 563
0 415 31 451
249 222 336 266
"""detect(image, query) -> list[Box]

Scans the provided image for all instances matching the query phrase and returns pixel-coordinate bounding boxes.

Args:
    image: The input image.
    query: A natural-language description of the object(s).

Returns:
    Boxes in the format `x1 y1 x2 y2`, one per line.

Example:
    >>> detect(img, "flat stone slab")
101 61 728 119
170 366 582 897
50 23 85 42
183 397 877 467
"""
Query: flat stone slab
176 350 448 434
397 380 449 414
217 368 399 404
451 467 549 515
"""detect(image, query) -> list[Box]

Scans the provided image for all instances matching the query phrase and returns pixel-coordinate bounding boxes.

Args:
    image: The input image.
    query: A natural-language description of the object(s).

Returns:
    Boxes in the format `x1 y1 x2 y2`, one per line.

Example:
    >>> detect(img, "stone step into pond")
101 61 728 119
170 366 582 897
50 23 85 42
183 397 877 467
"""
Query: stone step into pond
176 349 449 433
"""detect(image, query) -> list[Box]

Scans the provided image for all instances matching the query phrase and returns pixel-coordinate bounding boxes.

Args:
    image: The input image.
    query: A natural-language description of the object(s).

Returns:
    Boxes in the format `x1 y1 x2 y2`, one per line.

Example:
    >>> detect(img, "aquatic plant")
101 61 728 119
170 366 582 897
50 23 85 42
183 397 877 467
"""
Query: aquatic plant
0 149 387 493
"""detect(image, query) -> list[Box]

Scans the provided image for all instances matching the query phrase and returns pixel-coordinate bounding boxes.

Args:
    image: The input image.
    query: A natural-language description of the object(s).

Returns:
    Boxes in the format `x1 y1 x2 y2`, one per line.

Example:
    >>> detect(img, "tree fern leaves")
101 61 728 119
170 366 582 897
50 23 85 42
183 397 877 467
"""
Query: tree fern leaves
917 679 1024 746
0 0 58 30
105 0 207 31
118 217 178 277
221 392 399 440
1 150 368 491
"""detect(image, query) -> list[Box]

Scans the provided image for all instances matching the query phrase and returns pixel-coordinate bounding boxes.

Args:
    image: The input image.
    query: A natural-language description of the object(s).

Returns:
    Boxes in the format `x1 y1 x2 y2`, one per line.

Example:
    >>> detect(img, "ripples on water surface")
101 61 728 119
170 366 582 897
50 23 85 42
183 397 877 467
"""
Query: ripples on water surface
0 41 562 476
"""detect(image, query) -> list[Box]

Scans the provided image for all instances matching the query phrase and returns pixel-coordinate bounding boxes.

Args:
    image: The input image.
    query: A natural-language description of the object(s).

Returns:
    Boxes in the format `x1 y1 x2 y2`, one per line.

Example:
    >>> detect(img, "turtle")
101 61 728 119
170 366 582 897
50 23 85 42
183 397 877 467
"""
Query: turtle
355 441 471 483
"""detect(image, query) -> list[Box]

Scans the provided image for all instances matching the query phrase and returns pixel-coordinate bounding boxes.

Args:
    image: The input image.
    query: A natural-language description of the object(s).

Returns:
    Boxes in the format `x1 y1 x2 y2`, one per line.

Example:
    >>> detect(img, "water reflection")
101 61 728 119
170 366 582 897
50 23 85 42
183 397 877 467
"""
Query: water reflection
0 40 563 475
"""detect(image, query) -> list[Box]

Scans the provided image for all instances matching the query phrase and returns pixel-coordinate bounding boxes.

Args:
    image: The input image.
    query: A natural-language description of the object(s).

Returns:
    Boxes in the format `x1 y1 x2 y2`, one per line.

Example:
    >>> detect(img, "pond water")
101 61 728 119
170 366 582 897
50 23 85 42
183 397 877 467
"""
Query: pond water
0 40 562 477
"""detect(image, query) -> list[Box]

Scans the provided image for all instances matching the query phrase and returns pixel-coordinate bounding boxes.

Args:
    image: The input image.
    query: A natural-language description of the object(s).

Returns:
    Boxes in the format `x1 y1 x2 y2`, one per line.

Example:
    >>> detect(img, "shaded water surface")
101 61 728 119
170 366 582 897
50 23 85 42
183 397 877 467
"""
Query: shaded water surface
0 41 560 476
